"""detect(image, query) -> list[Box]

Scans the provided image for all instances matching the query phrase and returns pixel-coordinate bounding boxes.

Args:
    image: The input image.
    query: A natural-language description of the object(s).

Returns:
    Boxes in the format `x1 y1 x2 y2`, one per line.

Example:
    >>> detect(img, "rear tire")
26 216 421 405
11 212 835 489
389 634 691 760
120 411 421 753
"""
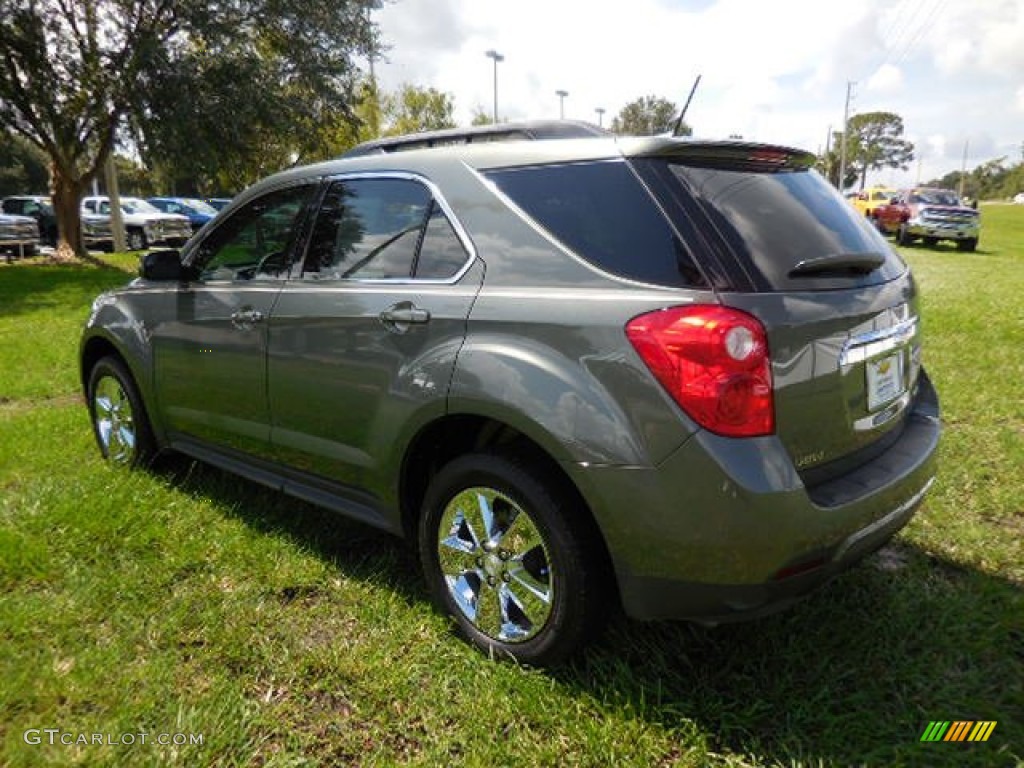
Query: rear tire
418 452 602 666
923 236 938 248
127 228 147 251
87 356 155 467
896 224 913 246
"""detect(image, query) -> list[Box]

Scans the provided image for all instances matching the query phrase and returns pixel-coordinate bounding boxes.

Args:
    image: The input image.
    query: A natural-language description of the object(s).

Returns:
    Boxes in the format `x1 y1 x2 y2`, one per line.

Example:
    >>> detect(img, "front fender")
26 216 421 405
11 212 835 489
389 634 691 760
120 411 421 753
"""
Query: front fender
80 287 164 441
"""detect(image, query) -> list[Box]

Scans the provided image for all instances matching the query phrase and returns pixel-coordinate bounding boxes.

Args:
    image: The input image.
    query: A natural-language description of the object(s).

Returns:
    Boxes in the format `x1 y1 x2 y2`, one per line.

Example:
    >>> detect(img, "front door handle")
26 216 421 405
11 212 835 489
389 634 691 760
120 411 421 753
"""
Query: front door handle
380 302 431 332
231 307 265 328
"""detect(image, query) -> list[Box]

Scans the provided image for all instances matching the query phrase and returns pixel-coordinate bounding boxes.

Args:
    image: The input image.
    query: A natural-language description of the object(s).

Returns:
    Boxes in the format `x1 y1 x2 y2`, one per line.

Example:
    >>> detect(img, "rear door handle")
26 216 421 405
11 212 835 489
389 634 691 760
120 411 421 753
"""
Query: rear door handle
380 302 431 331
231 307 265 328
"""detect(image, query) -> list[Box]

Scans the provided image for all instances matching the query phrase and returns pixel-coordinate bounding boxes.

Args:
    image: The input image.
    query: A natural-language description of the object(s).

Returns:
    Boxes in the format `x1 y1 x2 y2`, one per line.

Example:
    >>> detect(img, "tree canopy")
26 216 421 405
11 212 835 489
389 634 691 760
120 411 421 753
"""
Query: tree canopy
380 84 456 136
0 0 375 257
836 112 915 191
611 95 691 137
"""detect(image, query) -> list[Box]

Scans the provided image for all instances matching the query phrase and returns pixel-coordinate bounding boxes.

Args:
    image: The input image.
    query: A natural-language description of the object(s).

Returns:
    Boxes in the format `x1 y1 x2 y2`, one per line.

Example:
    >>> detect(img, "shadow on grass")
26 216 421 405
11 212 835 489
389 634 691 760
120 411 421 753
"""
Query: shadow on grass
150 454 1021 767
564 543 1022 767
150 454 425 603
0 258 135 319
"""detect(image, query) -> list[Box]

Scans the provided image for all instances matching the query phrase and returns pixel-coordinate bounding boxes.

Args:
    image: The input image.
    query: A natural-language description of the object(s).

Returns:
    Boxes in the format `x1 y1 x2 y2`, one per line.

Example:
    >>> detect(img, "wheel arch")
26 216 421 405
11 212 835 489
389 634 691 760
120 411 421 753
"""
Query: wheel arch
398 413 619 605
80 330 164 444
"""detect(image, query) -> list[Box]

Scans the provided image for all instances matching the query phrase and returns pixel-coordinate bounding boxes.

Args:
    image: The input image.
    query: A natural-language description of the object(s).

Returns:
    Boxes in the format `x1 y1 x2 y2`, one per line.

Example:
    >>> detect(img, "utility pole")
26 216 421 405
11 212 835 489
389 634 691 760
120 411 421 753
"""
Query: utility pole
555 90 568 119
837 81 855 192
595 107 605 127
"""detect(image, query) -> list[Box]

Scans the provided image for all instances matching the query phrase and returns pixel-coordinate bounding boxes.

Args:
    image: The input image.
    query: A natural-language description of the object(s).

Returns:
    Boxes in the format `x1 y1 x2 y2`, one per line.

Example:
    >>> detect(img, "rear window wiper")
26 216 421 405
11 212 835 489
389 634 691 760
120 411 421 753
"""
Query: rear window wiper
788 252 885 278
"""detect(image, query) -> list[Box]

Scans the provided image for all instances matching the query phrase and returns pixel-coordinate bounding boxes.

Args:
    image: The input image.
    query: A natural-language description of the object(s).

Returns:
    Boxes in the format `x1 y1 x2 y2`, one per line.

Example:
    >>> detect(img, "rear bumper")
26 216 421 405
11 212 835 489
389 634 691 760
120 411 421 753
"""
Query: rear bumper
570 371 940 621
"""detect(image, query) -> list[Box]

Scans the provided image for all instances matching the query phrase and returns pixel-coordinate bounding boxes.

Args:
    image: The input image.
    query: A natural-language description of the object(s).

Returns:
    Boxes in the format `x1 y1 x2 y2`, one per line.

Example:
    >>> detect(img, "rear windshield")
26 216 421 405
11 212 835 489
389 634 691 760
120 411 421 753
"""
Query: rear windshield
636 160 906 292
484 160 708 288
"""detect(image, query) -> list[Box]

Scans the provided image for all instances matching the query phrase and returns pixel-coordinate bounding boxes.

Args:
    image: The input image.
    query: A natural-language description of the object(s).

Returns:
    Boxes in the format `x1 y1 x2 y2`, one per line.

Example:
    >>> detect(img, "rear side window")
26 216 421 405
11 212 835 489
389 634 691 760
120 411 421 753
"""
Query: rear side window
485 160 708 288
640 161 905 291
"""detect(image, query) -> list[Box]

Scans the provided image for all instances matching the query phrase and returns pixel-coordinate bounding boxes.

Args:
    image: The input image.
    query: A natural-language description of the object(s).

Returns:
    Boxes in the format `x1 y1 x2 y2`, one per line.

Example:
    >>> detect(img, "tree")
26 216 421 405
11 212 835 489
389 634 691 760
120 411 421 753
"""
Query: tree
611 95 690 137
845 112 914 190
816 132 859 190
471 106 495 126
381 84 457 136
0 1 374 258
0 128 48 197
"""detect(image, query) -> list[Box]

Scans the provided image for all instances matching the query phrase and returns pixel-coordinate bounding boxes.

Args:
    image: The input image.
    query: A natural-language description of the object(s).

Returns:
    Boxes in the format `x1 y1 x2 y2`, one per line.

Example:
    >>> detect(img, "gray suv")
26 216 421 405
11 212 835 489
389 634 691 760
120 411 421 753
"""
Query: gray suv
80 122 940 665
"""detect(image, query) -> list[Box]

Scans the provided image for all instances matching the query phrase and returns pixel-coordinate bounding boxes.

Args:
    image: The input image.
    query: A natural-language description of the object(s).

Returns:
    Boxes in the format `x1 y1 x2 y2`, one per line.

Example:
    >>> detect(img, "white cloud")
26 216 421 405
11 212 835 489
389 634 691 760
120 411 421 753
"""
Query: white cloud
866 64 904 93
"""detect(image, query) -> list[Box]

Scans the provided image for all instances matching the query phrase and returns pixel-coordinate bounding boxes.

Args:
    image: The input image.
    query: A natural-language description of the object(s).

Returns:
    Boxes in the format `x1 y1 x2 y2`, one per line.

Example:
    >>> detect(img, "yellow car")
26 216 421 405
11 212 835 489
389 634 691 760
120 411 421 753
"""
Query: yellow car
851 187 895 218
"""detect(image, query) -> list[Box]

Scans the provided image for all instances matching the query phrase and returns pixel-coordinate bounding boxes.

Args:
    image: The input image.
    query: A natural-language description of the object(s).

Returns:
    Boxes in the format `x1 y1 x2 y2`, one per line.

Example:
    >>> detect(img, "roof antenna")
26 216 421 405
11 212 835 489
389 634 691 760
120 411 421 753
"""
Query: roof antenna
673 74 702 136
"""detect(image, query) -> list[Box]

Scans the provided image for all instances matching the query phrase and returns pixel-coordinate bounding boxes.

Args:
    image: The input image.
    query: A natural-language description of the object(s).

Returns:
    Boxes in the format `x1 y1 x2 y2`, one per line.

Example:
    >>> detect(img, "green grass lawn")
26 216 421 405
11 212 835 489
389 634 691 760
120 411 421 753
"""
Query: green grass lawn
1 211 1021 767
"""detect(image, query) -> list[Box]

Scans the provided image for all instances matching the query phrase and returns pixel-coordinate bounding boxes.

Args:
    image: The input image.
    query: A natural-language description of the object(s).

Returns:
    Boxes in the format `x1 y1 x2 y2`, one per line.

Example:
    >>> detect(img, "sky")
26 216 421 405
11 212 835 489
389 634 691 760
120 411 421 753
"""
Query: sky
370 0 1024 189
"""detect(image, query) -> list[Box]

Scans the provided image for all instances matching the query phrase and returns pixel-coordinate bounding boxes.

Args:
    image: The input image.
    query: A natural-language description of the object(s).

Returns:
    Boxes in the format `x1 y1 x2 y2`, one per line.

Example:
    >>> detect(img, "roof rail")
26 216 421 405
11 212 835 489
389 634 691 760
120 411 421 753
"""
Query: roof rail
341 119 611 157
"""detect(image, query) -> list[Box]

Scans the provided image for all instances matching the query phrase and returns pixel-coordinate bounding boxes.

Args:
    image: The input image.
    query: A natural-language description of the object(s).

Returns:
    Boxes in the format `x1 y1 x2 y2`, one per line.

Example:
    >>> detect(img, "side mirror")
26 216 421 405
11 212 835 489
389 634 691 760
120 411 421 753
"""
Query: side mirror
140 249 192 281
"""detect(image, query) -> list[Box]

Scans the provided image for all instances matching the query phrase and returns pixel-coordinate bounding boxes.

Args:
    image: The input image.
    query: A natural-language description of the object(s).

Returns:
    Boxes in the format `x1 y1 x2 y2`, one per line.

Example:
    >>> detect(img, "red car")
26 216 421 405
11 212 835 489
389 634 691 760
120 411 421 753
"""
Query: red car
874 187 979 251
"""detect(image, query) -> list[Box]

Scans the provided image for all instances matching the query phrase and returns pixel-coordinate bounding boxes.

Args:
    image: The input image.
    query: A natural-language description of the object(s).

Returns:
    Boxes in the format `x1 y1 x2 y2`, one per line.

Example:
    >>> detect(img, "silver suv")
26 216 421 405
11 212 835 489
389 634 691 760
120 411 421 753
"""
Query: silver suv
80 122 940 665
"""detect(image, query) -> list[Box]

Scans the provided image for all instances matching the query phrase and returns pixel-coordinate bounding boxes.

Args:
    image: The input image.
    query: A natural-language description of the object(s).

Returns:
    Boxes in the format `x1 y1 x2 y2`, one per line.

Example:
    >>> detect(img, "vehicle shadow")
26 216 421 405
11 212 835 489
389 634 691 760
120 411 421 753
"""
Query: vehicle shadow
561 542 1022 767
152 454 1021 767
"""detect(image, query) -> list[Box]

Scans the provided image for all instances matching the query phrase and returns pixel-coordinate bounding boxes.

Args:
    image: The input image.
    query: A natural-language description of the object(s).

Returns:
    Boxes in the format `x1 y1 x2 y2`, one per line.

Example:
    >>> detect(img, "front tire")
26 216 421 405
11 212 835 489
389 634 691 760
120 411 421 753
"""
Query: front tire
957 238 978 252
418 453 602 666
896 223 913 246
87 356 155 467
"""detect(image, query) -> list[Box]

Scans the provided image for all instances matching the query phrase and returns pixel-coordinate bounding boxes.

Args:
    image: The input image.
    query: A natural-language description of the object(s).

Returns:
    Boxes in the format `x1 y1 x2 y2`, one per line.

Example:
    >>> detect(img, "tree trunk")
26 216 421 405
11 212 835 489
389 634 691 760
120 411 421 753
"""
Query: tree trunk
51 166 88 260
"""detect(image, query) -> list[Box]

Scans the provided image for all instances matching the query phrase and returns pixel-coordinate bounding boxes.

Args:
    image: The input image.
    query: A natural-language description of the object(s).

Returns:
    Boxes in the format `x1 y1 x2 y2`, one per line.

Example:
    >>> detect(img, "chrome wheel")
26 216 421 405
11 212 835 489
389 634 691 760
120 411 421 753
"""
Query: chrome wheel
92 374 136 464
437 487 553 643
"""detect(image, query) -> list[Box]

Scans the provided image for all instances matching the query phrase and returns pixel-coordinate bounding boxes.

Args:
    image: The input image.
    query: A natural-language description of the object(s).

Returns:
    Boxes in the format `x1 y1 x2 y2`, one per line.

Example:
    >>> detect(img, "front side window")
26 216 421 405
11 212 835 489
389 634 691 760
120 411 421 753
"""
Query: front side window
304 177 469 280
191 184 314 281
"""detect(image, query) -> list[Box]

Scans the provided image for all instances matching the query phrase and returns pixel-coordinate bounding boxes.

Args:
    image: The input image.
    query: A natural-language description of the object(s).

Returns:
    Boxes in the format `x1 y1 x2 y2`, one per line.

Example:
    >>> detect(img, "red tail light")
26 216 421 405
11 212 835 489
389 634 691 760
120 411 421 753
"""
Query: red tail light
625 305 774 437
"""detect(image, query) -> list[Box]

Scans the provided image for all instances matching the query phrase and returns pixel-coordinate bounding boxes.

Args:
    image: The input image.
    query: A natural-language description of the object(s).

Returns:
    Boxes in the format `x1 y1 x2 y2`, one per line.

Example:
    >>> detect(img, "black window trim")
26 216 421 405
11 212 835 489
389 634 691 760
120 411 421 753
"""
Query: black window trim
299 170 478 286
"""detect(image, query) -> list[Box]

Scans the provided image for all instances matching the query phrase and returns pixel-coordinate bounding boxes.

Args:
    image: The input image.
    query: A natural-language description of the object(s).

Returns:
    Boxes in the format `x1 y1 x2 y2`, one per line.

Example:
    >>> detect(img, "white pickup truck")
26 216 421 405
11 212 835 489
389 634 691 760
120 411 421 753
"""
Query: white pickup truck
81 196 193 251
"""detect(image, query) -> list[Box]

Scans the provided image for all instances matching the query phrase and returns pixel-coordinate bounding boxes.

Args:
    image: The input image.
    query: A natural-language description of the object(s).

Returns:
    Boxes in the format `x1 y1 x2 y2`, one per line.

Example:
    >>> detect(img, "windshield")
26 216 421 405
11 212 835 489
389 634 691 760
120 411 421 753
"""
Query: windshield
634 160 906 292
120 198 161 214
181 199 217 215
910 190 961 206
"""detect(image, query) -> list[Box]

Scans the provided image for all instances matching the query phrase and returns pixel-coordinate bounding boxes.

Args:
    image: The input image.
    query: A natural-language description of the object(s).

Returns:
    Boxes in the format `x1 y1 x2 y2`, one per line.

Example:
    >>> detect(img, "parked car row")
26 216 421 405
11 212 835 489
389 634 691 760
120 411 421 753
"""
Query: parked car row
0 211 39 260
0 194 234 256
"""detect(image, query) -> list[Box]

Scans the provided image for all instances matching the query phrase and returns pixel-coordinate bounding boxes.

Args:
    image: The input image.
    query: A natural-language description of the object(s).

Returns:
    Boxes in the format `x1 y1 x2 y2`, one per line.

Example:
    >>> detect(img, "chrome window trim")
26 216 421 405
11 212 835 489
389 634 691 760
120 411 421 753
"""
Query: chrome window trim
306 170 478 286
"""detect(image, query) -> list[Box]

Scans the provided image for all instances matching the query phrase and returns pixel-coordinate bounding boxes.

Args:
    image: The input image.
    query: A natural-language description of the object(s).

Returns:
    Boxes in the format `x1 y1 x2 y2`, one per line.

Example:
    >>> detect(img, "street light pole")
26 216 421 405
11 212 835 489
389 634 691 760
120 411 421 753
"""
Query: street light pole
595 107 605 127
556 89 568 119
485 50 504 123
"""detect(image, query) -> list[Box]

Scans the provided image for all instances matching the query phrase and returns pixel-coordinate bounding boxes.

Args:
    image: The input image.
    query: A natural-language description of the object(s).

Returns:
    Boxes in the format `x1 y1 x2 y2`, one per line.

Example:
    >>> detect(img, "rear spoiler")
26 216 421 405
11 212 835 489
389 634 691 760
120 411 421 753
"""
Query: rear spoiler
626 139 816 173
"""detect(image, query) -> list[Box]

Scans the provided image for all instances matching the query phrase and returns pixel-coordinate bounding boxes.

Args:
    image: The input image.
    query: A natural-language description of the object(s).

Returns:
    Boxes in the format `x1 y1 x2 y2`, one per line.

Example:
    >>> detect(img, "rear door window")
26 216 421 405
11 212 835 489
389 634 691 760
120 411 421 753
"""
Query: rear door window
485 160 708 288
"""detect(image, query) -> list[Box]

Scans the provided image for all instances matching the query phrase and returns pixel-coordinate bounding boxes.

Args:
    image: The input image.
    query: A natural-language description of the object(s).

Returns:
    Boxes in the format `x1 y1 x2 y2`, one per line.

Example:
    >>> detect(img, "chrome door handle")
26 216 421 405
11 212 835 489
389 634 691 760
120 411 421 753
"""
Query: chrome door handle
380 303 431 329
231 308 265 327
